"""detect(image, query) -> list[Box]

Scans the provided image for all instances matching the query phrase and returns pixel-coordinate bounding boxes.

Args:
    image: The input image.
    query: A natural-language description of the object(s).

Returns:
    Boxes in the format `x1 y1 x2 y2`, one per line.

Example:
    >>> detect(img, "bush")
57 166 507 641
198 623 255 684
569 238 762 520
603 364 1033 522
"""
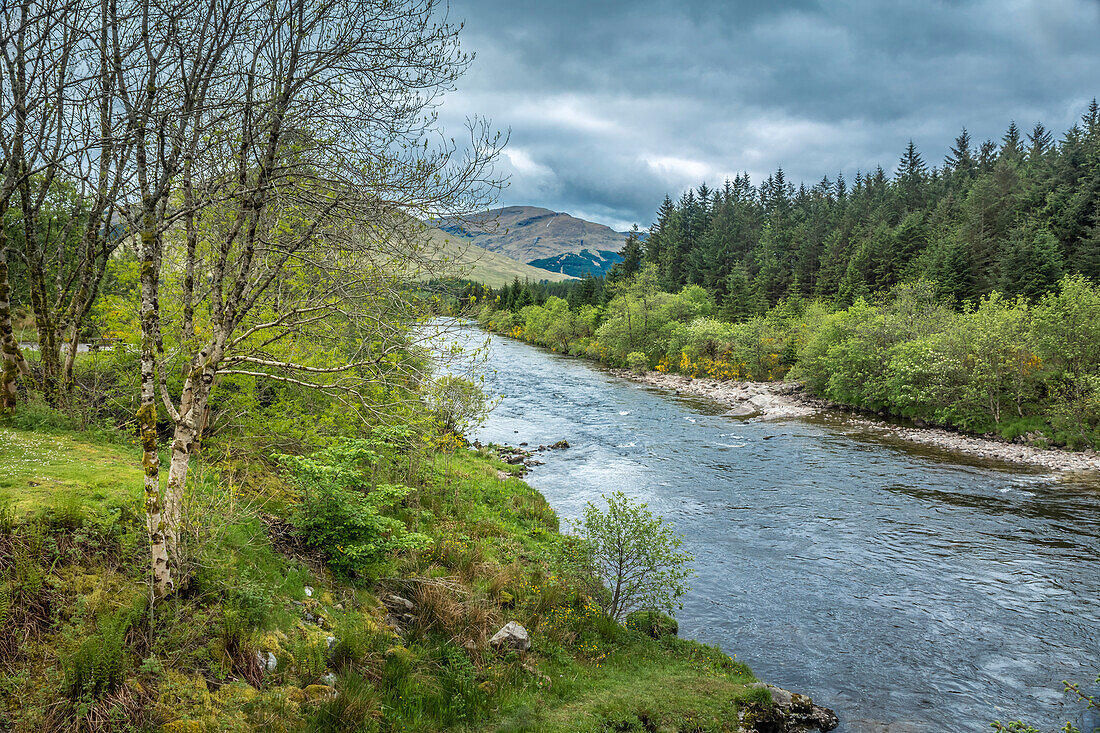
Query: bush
625 352 649 374
280 440 430 577
424 375 489 438
625 609 678 639
572 491 695 622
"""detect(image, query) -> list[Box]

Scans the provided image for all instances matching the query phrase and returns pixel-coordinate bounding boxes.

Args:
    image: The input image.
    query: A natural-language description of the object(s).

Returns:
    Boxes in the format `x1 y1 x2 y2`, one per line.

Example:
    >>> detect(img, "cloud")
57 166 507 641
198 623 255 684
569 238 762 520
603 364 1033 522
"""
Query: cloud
438 0 1100 229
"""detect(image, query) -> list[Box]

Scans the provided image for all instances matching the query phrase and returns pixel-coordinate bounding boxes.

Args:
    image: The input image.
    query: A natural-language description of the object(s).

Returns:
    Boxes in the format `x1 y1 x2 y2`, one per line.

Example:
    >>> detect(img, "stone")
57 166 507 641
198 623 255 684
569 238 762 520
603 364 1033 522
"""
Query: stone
304 586 314 598
321 672 338 686
387 594 414 612
257 650 278 673
549 440 570 449
740 683 838 732
326 636 336 651
302 684 337 702
489 621 531 652
724 404 760 418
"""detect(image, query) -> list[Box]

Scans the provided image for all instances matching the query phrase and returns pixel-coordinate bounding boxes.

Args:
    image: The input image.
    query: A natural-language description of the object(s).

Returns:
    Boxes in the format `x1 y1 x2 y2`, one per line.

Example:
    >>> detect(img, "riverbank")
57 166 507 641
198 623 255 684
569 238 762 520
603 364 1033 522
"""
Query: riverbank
612 368 1100 473
0 416 848 732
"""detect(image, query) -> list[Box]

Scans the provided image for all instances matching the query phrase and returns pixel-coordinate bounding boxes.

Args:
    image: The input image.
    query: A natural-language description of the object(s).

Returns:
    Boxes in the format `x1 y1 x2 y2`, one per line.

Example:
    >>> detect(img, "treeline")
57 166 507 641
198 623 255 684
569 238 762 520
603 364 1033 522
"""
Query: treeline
607 103 1100 313
473 269 1100 449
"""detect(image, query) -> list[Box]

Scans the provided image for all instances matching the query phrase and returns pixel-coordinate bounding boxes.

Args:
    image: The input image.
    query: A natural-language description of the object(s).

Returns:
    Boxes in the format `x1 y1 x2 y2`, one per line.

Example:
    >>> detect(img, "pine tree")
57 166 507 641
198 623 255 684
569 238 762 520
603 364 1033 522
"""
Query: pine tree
998 221 1063 299
896 140 928 212
645 195 675 267
1001 121 1023 162
617 225 644 279
946 128 976 179
1027 122 1053 162
722 265 756 321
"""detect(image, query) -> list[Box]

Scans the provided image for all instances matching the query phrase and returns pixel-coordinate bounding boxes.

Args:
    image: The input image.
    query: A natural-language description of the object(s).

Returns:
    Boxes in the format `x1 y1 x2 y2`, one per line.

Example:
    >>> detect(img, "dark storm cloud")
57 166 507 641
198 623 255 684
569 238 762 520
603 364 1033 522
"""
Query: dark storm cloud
438 0 1100 230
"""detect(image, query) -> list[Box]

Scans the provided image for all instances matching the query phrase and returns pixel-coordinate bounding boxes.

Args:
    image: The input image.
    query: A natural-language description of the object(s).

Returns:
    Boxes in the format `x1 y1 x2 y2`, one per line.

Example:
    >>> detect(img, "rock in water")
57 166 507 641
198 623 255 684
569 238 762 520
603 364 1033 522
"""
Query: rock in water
489 621 531 652
739 683 838 732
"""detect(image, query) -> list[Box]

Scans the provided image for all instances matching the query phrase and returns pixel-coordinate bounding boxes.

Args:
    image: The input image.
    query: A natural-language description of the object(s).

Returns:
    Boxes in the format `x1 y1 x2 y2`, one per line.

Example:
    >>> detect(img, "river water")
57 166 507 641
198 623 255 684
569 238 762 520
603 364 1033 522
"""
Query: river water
457 329 1100 732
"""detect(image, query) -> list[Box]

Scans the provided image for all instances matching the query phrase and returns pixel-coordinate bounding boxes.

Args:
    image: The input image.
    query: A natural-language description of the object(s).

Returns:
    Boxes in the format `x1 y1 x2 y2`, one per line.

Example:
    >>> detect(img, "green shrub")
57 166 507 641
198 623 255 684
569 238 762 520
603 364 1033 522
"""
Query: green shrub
573 491 695 622
424 375 489 438
626 352 649 374
435 641 482 724
625 610 678 639
281 440 430 577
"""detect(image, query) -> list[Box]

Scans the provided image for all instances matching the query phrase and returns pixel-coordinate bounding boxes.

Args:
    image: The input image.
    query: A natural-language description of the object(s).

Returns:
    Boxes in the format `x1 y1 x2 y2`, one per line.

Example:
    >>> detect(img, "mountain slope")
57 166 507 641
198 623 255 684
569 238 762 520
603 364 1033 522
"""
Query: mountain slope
526 248 624 278
435 206 628 266
421 225 573 286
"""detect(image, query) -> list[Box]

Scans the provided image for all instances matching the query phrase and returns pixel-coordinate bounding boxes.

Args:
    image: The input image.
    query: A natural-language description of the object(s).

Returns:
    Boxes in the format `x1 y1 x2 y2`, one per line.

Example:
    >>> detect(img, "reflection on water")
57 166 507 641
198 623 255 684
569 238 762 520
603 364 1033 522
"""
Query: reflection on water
455 328 1100 732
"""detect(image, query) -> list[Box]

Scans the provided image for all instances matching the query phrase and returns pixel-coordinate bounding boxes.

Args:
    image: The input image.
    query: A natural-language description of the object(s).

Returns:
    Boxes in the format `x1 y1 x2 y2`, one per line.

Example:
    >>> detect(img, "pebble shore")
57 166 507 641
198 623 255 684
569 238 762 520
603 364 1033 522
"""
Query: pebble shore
611 368 1100 473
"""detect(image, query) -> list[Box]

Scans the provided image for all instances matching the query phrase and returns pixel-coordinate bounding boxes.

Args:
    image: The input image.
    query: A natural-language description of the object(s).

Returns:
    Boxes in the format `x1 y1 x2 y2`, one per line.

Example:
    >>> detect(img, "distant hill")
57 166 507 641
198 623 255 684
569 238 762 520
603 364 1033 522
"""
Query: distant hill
420 225 573 287
526 249 624 278
434 206 628 275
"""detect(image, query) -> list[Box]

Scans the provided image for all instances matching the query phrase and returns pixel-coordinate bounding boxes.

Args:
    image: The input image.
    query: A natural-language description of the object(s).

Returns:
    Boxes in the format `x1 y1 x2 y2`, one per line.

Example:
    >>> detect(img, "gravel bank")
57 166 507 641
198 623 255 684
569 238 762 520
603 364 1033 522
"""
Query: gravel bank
612 368 1100 473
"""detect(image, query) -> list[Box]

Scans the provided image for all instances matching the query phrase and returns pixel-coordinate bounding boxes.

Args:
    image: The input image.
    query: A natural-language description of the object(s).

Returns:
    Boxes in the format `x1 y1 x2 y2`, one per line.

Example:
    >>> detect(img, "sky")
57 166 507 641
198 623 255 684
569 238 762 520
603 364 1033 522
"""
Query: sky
436 0 1100 231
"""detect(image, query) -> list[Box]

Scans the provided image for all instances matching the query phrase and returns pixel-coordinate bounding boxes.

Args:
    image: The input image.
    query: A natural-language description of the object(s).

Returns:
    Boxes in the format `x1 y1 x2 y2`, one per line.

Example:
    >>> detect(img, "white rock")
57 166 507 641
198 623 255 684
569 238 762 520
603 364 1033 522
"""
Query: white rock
304 586 314 597
257 650 278 672
489 621 531 652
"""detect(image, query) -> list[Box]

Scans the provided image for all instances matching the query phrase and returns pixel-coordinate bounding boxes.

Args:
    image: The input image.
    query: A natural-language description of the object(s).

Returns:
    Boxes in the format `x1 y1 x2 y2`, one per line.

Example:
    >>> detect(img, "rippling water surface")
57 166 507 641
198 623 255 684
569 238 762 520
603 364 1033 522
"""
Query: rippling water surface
454 329 1100 732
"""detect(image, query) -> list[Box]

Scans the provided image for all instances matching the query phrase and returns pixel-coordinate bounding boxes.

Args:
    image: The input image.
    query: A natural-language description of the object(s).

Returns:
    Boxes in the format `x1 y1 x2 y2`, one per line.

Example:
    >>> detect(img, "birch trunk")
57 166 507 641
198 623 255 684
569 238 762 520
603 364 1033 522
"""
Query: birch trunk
138 205 173 598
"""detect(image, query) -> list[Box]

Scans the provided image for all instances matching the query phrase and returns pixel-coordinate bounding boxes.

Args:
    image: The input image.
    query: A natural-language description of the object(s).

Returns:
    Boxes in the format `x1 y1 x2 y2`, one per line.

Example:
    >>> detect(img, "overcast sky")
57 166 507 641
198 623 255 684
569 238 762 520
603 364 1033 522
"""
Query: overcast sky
437 0 1100 231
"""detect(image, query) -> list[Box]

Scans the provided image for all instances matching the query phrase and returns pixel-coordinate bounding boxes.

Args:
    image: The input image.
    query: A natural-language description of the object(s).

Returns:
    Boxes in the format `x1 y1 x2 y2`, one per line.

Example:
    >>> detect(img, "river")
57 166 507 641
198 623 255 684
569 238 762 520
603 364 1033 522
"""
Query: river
457 329 1100 732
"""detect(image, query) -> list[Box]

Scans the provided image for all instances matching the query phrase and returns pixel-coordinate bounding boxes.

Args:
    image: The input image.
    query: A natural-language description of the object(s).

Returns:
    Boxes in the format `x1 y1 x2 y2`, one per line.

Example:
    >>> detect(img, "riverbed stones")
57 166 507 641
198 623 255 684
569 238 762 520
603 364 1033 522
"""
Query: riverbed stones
489 621 531 652
724 404 760 418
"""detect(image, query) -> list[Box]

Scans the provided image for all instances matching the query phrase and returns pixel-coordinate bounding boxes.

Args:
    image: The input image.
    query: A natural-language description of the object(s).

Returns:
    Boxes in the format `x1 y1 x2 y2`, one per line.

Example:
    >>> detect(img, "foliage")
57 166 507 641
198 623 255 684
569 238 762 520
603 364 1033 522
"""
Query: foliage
424 374 489 438
64 610 132 702
281 438 430 577
625 352 649 374
478 272 1100 449
0 417 764 732
625 610 679 639
572 491 695 622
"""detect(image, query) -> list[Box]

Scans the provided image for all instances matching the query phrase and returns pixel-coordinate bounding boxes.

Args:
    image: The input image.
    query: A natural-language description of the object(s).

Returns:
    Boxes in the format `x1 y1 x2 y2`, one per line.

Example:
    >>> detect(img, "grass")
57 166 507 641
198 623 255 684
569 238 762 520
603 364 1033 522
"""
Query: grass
424 226 573 287
0 425 143 515
0 420 763 732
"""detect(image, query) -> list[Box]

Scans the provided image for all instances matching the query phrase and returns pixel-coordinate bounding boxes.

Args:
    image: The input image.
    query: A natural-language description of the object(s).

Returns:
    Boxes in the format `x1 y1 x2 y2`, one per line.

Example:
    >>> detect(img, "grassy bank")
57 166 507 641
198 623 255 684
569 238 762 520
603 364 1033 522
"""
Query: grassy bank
0 414 765 732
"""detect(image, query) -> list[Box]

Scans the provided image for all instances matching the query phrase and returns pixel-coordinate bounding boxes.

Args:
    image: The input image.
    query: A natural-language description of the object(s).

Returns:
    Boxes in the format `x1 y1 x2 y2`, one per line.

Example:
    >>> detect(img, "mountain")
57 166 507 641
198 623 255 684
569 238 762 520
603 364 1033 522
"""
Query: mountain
526 248 624 278
434 206 628 273
421 225 573 286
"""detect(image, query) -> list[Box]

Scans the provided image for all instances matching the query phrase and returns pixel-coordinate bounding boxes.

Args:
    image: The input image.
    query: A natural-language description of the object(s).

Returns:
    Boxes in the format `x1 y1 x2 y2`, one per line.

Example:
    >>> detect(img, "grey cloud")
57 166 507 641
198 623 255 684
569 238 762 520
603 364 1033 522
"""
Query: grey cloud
438 0 1100 229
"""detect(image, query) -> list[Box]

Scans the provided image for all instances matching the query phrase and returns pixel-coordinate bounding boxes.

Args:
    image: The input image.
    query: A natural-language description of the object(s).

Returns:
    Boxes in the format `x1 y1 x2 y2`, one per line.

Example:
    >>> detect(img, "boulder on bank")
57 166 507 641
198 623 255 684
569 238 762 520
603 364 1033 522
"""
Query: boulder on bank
489 621 531 652
739 683 838 732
